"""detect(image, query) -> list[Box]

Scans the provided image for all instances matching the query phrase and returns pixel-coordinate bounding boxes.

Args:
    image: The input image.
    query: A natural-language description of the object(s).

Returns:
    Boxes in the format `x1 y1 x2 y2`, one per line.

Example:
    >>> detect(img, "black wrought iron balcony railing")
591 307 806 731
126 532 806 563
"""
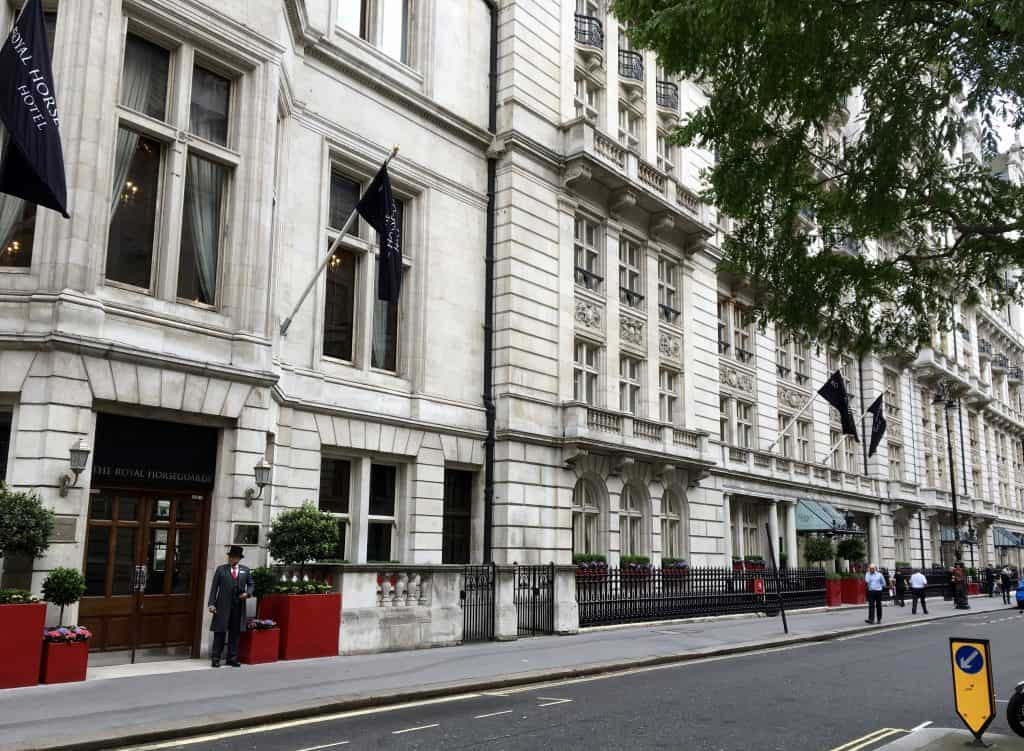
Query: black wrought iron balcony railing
574 266 603 291
618 49 644 82
979 339 993 356
620 286 645 308
574 14 604 50
659 303 681 323
1009 366 1023 381
734 347 755 364
655 80 678 111
993 353 1009 371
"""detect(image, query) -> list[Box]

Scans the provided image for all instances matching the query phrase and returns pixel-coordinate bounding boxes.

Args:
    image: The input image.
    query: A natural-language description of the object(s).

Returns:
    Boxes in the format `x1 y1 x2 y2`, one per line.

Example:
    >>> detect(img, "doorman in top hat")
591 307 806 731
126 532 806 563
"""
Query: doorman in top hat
207 545 253 667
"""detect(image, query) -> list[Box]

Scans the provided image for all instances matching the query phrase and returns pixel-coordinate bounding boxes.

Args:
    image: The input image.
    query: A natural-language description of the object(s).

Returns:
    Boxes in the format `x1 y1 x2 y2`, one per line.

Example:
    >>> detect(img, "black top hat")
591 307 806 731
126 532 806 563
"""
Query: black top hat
227 545 245 559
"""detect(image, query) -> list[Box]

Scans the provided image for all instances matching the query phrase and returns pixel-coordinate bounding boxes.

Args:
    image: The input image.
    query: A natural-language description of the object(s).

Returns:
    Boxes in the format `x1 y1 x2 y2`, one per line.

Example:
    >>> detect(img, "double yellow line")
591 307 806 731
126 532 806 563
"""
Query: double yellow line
828 727 907 751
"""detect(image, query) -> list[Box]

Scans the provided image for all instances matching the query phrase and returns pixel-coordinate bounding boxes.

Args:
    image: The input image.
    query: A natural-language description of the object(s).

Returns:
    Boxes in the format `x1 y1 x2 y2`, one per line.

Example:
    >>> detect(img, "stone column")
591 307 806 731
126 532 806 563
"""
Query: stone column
785 501 799 568
722 494 733 564
734 499 745 561
869 514 882 566
767 501 780 567
350 457 372 564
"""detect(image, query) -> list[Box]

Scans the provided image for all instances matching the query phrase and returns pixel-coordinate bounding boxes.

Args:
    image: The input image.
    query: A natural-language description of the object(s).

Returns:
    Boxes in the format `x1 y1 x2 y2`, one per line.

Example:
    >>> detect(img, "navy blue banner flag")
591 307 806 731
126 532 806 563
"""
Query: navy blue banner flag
357 164 401 304
819 370 859 441
867 394 887 458
0 0 68 217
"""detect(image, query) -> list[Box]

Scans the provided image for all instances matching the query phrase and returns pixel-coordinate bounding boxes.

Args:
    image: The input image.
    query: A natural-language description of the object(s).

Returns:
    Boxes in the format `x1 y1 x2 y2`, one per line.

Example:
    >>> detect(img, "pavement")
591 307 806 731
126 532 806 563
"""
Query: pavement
0 595 1015 751
878 728 1024 750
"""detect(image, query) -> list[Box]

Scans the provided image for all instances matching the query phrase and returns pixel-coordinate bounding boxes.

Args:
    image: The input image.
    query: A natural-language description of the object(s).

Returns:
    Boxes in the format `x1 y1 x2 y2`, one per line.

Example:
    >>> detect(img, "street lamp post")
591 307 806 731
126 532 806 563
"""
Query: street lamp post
934 380 970 609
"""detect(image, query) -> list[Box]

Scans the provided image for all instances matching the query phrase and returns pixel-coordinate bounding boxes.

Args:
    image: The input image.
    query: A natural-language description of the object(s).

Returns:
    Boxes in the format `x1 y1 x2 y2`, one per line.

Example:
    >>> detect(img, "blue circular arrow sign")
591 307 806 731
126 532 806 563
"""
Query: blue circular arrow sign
955 645 984 674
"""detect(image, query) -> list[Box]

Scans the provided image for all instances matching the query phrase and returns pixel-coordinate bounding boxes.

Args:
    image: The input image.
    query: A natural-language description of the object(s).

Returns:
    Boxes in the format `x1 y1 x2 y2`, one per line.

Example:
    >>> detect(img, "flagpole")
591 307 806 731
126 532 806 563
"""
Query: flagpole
765 393 818 454
279 146 399 337
818 405 872 465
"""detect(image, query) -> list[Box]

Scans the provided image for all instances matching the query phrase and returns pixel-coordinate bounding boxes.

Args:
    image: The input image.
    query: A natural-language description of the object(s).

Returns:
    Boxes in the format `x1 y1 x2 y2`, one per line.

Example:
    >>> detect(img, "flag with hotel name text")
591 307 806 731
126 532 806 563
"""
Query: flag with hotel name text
357 164 401 304
0 0 68 217
818 370 859 441
867 394 887 458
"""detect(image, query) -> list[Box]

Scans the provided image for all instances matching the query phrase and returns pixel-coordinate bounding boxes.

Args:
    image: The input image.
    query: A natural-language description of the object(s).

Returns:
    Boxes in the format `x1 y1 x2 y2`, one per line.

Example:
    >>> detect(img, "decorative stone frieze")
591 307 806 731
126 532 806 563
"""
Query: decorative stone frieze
719 365 755 394
778 385 809 410
620 317 645 346
575 300 602 331
659 331 681 360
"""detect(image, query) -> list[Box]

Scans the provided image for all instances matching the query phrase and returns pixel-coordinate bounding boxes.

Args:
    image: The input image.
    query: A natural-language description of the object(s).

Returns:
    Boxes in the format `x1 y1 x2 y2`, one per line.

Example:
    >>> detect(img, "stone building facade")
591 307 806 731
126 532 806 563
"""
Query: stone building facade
0 0 1022 660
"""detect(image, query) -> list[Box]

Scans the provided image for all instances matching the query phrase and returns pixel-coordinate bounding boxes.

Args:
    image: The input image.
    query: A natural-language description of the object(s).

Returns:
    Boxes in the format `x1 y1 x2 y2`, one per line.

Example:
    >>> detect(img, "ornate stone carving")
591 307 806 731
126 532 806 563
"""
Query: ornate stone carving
620 317 645 346
777 385 809 409
563 162 592 189
609 187 638 218
575 300 602 330
719 365 755 394
650 212 675 242
659 331 681 360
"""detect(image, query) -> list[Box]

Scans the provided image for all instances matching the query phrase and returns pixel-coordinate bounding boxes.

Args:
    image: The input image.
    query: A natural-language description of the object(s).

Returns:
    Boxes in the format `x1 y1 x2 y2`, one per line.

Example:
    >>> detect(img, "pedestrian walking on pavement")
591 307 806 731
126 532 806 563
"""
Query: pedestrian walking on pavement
1002 567 1013 605
952 562 970 610
894 570 907 607
985 566 995 597
207 545 254 668
910 569 928 614
865 563 886 624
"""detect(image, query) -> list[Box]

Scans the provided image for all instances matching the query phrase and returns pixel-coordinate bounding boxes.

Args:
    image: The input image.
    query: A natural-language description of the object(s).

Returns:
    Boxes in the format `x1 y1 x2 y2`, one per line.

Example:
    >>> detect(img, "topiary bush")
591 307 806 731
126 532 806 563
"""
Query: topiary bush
250 567 278 605
267 503 338 577
804 536 835 567
837 537 867 565
0 485 54 560
41 567 86 626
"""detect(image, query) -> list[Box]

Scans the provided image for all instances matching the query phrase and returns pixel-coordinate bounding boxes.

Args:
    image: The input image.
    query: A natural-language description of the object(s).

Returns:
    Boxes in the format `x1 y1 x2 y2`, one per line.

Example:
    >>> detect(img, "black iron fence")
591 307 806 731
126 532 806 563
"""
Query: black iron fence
461 564 495 642
576 566 826 628
514 563 555 637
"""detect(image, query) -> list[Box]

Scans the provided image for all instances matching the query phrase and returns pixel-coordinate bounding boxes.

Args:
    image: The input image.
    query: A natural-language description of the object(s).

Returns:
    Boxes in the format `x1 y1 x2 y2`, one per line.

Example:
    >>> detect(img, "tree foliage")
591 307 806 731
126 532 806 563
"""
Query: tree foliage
42 567 86 626
614 0 1024 353
804 535 836 565
266 503 338 574
837 536 867 564
0 484 54 560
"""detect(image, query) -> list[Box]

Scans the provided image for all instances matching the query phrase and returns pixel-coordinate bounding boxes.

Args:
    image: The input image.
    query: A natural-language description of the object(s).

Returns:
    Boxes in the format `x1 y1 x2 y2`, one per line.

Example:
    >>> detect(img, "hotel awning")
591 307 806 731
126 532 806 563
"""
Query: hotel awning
994 527 1024 548
796 499 847 532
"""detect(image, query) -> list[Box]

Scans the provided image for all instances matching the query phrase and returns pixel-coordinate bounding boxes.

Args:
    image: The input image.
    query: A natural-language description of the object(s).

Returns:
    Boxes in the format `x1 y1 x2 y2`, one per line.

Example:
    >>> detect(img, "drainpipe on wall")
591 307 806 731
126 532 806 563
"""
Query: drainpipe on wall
481 0 498 563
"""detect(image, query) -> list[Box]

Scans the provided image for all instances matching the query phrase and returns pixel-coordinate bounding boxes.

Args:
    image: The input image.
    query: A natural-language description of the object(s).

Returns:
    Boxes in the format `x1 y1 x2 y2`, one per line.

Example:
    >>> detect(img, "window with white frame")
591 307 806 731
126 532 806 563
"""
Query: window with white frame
319 457 351 559
617 102 642 151
731 304 754 363
973 468 983 499
574 73 601 123
661 491 686 560
717 298 730 355
884 370 901 420
619 355 642 415
894 522 908 563
888 442 903 482
367 464 398 562
338 0 416 66
576 0 601 17
658 256 680 323
619 485 645 557
618 237 644 309
659 367 679 424
108 32 238 306
777 413 808 460
574 215 602 291
795 418 811 462
0 11 56 270
741 503 761 557
323 169 407 371
719 395 732 444
775 326 792 381
574 339 600 405
844 433 858 474
827 350 859 407
572 479 601 556
656 130 676 174
793 338 809 385
830 429 842 470
735 399 754 448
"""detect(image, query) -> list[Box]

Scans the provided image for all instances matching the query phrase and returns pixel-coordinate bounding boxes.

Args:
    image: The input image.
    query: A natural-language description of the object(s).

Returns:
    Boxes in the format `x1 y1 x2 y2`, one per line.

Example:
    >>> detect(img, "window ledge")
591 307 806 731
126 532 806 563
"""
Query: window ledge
330 28 424 93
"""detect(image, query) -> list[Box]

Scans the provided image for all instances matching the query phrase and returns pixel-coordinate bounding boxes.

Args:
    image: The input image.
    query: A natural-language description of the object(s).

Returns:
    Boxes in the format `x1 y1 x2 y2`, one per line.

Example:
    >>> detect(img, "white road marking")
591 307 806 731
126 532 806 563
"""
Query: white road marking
474 710 513 719
392 724 440 735
480 691 509 697
997 699 1010 704
910 721 933 732
536 697 573 708
294 743 350 751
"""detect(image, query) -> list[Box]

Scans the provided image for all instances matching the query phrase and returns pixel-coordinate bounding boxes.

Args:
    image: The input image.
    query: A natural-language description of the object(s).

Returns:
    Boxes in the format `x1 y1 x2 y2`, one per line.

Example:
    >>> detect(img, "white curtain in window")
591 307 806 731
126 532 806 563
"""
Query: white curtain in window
185 156 224 304
0 125 25 249
110 48 156 214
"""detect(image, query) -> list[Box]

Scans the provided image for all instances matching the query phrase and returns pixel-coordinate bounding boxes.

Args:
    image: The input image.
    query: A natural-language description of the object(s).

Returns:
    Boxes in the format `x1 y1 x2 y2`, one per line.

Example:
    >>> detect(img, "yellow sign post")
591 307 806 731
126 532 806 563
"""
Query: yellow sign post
950 637 996 745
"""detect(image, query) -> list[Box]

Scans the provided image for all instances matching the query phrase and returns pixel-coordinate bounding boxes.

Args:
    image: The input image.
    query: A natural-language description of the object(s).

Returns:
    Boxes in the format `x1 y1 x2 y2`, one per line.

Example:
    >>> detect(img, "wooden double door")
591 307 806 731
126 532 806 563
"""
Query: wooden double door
79 490 209 655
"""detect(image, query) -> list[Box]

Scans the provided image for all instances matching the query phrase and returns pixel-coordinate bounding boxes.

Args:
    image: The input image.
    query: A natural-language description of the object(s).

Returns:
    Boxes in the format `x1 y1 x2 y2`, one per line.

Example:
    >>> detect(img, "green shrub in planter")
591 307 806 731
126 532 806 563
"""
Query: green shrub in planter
744 555 764 563
41 567 86 626
826 572 842 581
841 571 864 579
250 567 278 606
895 561 912 568
573 553 607 565
836 537 866 564
0 588 38 604
267 503 339 577
804 537 835 567
0 485 54 560
619 555 650 567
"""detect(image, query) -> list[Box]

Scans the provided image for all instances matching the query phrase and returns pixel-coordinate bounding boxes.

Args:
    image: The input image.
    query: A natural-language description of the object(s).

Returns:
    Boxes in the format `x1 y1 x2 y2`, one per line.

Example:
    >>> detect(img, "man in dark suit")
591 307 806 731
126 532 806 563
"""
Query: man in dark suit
207 545 254 667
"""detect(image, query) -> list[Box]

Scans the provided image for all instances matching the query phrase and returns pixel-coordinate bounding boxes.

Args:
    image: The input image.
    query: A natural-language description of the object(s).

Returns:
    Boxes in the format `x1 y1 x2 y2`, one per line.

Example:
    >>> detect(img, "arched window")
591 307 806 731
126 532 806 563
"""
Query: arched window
619 485 646 556
661 490 687 561
572 479 601 556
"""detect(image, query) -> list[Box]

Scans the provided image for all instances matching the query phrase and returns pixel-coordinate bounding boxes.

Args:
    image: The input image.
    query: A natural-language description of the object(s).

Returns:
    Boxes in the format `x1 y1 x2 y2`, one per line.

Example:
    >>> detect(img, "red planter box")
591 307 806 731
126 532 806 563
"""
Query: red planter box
841 578 866 605
826 579 843 607
239 628 280 665
0 603 46 689
39 640 89 684
259 593 340 660
968 582 980 596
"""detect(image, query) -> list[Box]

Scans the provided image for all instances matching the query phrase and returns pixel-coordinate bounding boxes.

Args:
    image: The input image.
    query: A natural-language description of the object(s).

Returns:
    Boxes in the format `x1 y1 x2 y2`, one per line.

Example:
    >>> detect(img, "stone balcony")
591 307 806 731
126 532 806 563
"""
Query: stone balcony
912 347 972 391
562 403 715 470
562 120 715 245
718 444 883 497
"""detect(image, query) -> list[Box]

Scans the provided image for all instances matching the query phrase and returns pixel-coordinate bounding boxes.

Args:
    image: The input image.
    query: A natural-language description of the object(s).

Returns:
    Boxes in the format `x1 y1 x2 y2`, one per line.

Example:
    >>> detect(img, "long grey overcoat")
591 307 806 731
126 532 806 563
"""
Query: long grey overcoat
207 563 254 632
